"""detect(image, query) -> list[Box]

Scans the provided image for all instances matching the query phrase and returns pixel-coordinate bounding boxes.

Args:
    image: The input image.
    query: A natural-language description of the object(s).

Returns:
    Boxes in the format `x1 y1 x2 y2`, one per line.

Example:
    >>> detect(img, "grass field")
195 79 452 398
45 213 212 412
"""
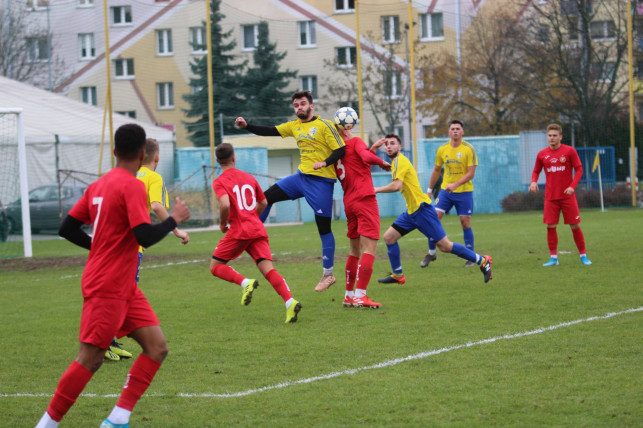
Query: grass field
1 209 642 427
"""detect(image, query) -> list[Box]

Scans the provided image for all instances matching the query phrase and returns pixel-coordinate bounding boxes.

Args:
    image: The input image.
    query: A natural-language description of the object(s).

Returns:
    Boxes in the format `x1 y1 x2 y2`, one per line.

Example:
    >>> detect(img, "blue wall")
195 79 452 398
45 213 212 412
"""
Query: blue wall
175 136 526 223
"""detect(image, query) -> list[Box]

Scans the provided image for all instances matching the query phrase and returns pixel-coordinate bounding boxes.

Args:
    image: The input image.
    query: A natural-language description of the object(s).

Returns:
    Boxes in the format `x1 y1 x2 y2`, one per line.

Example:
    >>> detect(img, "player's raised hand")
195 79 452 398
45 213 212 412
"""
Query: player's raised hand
235 117 247 128
379 161 391 171
171 197 190 224
370 138 386 152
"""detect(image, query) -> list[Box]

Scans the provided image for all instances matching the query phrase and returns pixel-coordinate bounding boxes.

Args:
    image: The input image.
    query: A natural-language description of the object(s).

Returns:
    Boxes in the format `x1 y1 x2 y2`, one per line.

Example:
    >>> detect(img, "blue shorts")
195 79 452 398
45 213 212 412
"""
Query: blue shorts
392 203 447 242
434 190 473 216
277 172 335 218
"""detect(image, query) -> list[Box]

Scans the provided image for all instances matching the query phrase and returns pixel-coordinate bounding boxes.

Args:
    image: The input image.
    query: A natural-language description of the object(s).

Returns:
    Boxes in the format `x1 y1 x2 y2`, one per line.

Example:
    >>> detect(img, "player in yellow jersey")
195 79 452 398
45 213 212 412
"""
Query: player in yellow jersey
235 91 345 292
372 134 492 284
136 138 190 246
420 120 479 269
105 139 190 362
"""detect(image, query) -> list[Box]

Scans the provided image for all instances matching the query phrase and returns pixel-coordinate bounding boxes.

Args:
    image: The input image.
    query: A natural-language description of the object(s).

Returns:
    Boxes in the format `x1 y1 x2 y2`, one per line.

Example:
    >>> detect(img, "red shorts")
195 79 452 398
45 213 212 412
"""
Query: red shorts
213 235 272 263
79 287 159 349
345 195 380 240
543 197 581 225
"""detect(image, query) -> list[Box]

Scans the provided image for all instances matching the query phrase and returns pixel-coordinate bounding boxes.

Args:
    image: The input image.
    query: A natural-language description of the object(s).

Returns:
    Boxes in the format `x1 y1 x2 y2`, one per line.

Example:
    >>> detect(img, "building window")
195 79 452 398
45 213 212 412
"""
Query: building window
27 0 49 10
156 29 173 55
111 6 132 26
116 111 136 119
26 37 49 62
420 13 444 40
393 125 405 144
592 61 616 82
336 46 356 67
567 16 579 42
242 24 259 50
382 16 400 44
298 21 316 47
81 86 97 106
78 0 94 7
300 76 317 98
338 101 359 116
590 20 615 40
78 33 95 60
334 0 355 13
386 70 403 98
114 58 134 78
157 82 174 109
190 27 206 54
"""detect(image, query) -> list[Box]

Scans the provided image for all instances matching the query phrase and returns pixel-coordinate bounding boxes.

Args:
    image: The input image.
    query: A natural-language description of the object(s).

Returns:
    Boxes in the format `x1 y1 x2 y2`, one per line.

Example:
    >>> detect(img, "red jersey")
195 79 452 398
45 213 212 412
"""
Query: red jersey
335 136 384 205
69 168 150 300
532 144 583 201
213 168 268 240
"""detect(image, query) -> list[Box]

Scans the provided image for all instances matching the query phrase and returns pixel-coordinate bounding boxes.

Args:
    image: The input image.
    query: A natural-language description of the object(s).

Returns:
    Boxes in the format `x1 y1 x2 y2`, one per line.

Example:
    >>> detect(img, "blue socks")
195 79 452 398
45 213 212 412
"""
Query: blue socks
451 242 479 264
320 232 335 270
463 227 474 251
386 242 403 275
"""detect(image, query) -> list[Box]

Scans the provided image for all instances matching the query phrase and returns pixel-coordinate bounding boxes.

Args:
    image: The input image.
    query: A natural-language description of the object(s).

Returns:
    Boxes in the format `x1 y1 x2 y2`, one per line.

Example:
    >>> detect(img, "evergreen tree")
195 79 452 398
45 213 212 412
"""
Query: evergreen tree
240 21 297 124
182 0 245 147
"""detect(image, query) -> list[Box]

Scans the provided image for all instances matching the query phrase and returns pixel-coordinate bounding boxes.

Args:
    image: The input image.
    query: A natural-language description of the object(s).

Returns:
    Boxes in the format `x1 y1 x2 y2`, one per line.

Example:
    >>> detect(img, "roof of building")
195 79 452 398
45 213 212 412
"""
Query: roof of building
0 75 174 144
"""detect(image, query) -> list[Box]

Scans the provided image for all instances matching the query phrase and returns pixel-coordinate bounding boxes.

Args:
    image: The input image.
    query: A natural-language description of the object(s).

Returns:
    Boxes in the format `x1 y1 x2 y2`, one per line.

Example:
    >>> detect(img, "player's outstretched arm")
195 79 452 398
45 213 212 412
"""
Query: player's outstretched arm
59 215 91 250
151 201 189 244
133 198 190 248
375 179 403 194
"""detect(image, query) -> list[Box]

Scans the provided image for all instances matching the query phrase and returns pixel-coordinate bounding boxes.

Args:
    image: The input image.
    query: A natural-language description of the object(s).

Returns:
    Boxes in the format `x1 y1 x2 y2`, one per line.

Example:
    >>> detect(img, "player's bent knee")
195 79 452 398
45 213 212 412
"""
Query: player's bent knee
315 215 332 236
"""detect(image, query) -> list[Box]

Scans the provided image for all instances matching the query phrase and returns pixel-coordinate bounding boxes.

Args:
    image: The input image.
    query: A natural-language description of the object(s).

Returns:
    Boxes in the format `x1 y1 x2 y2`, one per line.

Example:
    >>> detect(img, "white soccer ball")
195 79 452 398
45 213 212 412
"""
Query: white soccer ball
334 107 359 130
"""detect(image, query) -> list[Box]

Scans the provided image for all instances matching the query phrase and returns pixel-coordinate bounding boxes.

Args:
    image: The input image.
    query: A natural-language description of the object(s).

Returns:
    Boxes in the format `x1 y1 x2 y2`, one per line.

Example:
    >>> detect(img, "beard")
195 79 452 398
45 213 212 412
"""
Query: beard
296 106 312 120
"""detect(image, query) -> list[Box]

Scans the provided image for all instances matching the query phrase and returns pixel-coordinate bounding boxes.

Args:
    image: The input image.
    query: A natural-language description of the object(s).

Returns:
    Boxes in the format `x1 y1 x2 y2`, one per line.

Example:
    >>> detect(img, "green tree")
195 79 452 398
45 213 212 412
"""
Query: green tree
240 21 297 124
182 0 245 147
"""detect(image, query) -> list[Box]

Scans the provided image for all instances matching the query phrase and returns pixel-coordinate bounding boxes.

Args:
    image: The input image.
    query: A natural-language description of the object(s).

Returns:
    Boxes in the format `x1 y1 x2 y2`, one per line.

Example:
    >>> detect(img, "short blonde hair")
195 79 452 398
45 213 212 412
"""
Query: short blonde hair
546 123 562 133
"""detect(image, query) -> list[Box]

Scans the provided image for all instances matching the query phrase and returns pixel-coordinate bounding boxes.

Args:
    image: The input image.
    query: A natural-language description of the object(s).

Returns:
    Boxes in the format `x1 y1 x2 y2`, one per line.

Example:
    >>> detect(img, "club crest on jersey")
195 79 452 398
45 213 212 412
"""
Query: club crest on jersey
457 152 462 159
560 156 566 163
310 127 317 136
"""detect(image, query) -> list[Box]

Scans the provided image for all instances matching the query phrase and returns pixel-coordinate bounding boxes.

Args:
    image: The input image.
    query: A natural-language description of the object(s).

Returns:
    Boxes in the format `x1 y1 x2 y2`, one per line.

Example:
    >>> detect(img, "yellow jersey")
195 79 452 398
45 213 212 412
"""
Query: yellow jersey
435 140 478 192
391 153 431 214
276 116 344 180
136 166 169 253
136 166 169 212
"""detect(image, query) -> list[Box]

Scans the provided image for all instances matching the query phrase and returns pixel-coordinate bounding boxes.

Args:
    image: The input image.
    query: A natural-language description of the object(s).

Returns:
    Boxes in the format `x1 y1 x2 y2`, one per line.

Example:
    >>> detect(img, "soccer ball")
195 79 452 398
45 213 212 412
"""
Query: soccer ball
334 107 359 130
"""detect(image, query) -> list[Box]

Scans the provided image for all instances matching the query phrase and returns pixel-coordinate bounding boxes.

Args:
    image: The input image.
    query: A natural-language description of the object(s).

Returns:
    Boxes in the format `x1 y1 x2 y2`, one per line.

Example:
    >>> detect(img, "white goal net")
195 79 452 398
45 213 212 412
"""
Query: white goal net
0 108 32 258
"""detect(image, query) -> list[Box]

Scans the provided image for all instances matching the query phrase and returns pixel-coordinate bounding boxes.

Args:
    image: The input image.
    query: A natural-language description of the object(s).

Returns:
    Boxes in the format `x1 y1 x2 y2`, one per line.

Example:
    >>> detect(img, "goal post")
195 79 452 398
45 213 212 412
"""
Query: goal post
0 108 32 258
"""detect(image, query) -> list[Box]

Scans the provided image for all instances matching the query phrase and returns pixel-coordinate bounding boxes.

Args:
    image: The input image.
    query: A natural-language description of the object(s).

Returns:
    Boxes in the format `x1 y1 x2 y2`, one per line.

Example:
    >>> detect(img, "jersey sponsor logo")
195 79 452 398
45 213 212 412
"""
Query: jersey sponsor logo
550 158 558 164
546 165 566 173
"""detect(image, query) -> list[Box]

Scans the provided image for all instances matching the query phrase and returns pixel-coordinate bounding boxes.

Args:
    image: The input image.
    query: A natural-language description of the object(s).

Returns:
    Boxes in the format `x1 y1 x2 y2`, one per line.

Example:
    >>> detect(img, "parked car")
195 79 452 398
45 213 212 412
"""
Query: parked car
0 199 8 242
5 184 86 234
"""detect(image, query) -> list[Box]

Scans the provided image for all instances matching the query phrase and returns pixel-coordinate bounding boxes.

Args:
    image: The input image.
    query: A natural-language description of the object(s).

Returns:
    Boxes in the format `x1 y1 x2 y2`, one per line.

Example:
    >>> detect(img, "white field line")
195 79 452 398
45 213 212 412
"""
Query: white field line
2 307 641 399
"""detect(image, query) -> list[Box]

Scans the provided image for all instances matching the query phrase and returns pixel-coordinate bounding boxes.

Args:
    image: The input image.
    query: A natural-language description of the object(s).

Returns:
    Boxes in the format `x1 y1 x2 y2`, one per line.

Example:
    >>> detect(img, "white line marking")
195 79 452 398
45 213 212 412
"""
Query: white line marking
2 307 640 399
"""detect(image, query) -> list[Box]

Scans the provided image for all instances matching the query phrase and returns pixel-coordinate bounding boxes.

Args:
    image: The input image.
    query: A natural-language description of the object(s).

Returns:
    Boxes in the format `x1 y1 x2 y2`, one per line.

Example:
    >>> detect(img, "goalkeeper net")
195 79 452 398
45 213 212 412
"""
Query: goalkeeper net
0 109 32 258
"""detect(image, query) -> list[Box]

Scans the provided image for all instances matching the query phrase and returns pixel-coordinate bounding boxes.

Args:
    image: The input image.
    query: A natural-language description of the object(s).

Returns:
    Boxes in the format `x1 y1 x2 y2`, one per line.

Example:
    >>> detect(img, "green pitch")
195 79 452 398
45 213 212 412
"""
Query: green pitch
1 209 641 427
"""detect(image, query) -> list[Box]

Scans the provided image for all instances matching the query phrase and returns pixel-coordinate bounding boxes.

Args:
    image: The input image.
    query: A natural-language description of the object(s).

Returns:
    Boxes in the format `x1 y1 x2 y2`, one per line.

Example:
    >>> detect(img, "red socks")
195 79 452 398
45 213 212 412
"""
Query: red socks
345 255 359 291
546 227 558 256
356 253 375 292
265 269 292 302
571 227 586 255
46 361 93 422
116 354 161 411
211 264 245 285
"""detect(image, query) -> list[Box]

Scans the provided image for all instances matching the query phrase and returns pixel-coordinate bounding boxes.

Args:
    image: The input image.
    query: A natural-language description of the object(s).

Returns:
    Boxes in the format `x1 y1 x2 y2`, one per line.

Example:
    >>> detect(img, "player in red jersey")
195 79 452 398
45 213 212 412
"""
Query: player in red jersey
529 123 592 266
210 143 302 323
35 124 190 428
314 127 390 308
